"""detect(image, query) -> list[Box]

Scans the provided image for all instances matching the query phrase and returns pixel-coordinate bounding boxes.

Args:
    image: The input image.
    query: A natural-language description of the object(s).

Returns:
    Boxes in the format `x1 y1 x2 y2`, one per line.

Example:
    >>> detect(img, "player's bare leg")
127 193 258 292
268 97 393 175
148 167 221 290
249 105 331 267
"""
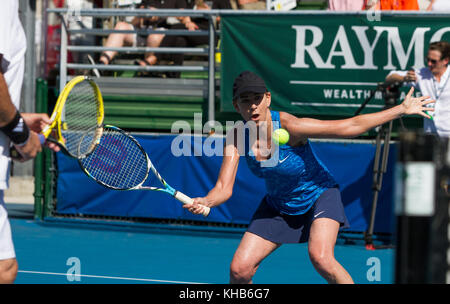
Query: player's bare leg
308 218 353 284
229 232 280 284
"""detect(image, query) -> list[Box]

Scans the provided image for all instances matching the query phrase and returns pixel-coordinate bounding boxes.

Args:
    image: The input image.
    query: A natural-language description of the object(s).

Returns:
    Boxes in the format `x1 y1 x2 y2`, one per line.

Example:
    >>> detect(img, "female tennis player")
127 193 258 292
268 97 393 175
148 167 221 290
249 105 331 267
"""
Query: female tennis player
185 71 434 284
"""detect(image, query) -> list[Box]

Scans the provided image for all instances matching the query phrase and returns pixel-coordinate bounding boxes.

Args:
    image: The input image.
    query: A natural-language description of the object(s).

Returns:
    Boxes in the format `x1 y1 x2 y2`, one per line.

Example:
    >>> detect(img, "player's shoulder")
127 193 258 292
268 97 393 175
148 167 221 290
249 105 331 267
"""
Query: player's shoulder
278 112 309 145
279 111 300 126
279 111 307 135
279 111 296 120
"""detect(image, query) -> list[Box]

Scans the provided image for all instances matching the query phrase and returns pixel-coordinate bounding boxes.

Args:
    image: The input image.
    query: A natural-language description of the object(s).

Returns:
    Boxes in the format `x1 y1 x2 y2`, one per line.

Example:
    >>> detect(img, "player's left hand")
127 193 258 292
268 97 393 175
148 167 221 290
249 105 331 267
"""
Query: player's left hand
21 113 60 152
400 87 435 119
21 113 51 132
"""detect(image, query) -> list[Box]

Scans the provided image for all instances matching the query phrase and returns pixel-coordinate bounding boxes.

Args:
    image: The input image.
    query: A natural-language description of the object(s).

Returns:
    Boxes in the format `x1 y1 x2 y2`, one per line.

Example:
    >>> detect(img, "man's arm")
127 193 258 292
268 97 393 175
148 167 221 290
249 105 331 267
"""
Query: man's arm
385 69 417 85
0 55 43 161
0 56 18 128
385 72 406 84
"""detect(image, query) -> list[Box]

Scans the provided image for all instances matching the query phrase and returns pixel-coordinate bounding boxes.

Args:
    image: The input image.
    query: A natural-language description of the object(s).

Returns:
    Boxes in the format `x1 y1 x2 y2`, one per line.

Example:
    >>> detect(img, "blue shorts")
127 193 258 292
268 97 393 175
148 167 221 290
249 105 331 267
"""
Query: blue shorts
247 188 349 244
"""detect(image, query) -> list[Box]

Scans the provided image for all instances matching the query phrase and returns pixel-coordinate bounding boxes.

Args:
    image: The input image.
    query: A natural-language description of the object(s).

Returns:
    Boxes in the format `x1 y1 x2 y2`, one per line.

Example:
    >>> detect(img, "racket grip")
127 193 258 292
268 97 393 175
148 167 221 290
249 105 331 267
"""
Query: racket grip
174 191 211 217
38 134 46 145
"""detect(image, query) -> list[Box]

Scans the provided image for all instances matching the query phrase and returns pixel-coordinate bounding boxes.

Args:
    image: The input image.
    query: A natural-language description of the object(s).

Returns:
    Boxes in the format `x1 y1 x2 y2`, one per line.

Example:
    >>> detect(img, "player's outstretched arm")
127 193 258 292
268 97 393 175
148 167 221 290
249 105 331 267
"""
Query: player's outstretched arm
282 87 434 141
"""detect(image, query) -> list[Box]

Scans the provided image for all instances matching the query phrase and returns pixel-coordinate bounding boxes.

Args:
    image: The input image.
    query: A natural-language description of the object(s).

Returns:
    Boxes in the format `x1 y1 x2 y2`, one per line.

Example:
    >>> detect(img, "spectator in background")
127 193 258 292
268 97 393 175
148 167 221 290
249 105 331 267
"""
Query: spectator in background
327 0 366 10
385 41 450 138
97 1 162 68
427 0 450 11
367 0 420 10
212 0 237 25
136 0 202 72
215 0 238 9
156 0 219 78
238 0 266 10
97 0 198 71
417 0 431 10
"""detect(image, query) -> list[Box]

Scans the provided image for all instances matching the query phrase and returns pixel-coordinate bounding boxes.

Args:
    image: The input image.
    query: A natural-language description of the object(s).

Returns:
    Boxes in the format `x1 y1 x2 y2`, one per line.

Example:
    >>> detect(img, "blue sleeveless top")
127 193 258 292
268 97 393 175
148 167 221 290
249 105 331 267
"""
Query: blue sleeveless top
244 111 338 215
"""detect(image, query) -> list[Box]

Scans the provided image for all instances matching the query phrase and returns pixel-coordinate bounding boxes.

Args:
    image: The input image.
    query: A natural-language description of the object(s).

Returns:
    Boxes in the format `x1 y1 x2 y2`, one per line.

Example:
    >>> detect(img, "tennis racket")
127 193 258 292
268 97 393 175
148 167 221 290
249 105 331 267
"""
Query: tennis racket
78 125 211 217
11 76 104 159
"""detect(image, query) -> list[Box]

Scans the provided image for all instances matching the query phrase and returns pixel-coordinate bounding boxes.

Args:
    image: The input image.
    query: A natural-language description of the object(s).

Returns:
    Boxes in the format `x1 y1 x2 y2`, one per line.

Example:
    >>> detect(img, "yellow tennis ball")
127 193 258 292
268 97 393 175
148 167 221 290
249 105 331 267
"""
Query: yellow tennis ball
272 128 289 146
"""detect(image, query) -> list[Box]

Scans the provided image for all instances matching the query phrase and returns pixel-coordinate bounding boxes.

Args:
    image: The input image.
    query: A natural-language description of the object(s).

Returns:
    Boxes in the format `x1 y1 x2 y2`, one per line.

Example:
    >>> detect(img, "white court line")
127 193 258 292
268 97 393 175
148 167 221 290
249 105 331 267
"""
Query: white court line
290 80 379 86
18 270 207 284
290 102 383 108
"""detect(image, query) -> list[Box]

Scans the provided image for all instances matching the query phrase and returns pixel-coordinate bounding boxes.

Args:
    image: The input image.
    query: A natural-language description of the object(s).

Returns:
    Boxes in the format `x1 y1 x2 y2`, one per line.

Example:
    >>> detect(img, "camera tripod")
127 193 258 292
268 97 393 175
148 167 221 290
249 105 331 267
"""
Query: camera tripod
355 82 403 250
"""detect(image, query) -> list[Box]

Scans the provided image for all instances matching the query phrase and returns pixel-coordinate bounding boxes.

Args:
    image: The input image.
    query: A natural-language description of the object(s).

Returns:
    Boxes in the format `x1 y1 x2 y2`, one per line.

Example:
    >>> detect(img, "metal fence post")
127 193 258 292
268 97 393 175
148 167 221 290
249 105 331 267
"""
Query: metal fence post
207 15 216 126
33 78 48 220
59 15 68 91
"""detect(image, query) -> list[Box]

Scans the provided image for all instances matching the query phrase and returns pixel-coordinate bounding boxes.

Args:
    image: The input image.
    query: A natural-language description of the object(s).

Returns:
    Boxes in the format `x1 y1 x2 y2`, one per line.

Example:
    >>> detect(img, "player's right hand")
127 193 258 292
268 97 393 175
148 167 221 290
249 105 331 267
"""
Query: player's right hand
184 197 210 215
13 131 42 162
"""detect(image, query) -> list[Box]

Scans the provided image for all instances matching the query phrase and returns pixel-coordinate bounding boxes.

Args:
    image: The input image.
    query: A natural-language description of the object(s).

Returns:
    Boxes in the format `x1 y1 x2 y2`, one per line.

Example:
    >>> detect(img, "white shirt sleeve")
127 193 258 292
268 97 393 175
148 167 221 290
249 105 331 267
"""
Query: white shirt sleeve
0 0 25 189
387 70 406 76
0 0 17 67
386 69 419 89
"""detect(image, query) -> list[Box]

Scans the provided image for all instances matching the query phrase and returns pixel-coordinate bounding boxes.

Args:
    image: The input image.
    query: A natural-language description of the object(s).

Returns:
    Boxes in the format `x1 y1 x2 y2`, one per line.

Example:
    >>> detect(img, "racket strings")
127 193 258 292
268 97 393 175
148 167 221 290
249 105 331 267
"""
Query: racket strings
80 127 148 190
63 80 102 156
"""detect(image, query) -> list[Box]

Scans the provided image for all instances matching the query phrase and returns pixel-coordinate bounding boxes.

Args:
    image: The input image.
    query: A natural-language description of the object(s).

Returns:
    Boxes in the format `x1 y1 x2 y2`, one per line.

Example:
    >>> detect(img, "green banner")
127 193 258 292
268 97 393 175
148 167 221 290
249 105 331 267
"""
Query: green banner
220 13 450 116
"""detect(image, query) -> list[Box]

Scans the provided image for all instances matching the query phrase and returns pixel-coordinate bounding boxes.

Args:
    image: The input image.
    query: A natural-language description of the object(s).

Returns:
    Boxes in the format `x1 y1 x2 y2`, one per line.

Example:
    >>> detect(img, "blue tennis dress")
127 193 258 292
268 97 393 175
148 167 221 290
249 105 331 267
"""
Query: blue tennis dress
245 111 338 215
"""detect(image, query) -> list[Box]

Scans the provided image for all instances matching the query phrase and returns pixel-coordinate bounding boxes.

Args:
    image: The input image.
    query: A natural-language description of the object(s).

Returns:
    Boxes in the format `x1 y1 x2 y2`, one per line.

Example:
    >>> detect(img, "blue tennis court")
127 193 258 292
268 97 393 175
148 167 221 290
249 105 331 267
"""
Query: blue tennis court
7 131 398 285
10 217 394 284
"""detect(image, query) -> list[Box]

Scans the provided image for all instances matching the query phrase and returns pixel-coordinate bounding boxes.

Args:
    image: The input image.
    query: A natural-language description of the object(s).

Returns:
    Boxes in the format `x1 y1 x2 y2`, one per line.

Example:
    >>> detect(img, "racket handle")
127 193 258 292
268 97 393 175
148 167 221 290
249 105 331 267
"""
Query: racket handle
174 191 211 217
38 134 46 145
